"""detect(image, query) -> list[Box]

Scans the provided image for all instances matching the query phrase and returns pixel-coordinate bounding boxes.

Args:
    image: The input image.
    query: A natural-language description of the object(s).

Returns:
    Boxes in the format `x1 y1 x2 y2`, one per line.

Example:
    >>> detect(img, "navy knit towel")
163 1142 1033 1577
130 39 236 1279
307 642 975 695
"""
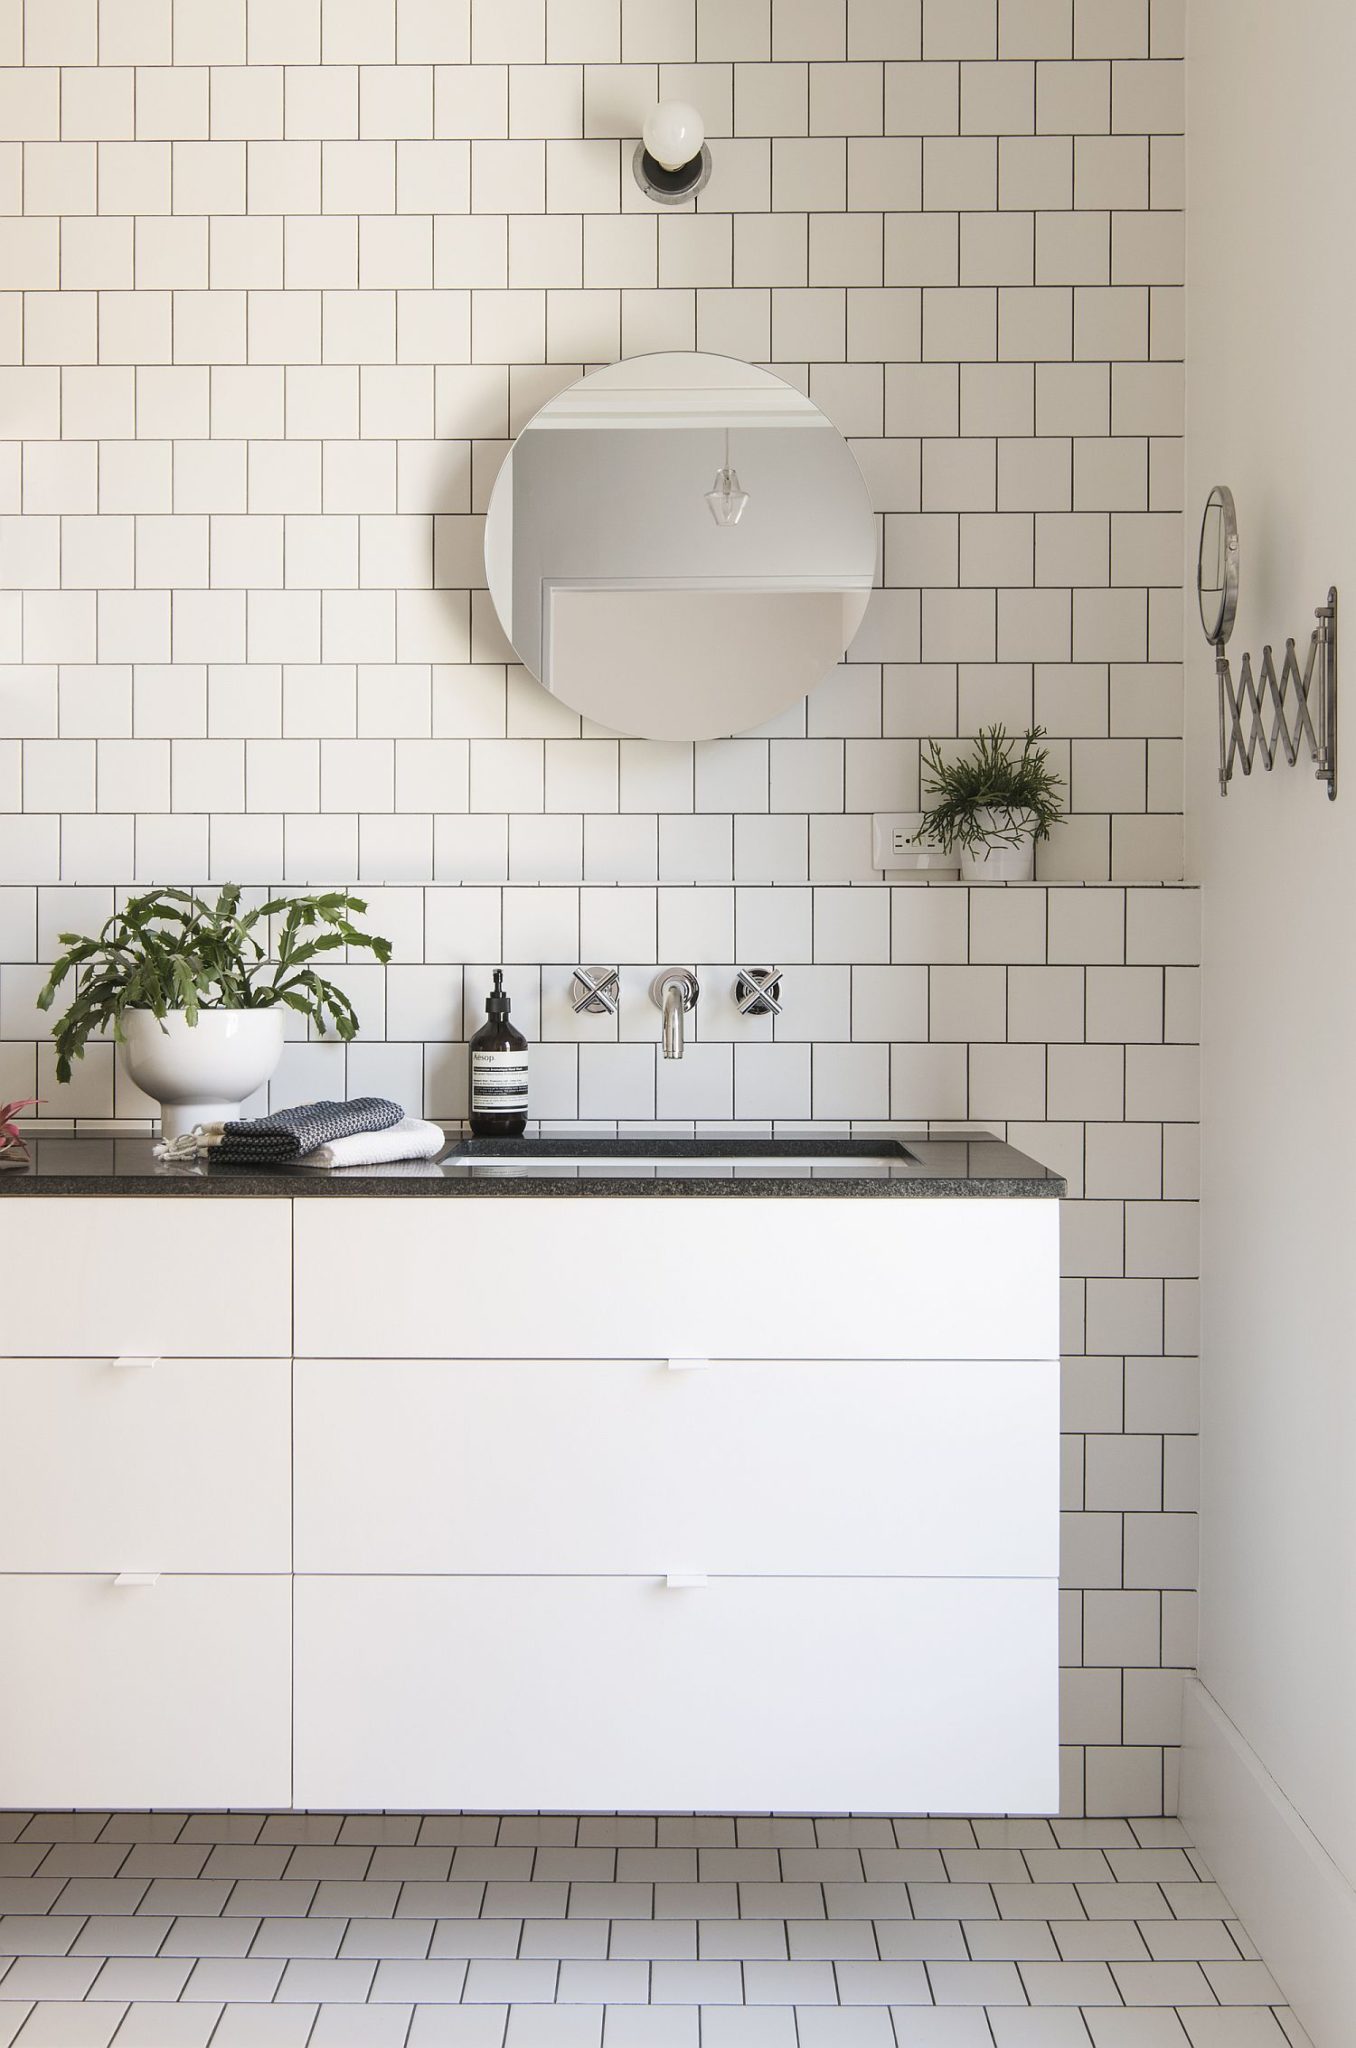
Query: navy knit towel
214 1097 403 1163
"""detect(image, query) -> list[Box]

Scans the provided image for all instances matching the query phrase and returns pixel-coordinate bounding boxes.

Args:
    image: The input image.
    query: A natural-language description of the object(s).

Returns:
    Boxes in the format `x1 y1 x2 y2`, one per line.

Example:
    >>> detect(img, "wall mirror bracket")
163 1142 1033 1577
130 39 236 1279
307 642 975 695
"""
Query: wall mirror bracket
1198 485 1338 801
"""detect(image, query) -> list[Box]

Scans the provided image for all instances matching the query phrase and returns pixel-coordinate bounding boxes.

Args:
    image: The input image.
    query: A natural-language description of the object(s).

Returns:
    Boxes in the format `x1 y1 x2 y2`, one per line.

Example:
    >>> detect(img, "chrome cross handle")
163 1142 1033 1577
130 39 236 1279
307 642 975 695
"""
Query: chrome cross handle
735 967 783 1018
571 966 621 1016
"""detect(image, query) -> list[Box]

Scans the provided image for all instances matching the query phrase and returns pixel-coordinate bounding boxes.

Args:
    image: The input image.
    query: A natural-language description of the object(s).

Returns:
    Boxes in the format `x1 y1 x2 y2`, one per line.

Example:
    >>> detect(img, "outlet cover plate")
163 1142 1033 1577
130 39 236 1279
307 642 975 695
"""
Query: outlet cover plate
872 813 960 875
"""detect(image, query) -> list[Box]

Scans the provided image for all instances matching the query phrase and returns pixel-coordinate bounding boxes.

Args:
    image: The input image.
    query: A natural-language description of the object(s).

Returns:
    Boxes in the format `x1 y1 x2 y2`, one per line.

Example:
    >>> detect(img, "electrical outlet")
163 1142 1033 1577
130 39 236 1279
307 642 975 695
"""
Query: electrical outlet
872 813 959 873
872 814 919 866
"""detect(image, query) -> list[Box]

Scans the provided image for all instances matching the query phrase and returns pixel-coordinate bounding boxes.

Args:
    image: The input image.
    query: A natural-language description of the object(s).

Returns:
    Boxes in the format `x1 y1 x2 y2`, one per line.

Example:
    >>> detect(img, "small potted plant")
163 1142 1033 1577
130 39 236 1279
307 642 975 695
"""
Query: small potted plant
37 886 392 1138
913 726 1064 882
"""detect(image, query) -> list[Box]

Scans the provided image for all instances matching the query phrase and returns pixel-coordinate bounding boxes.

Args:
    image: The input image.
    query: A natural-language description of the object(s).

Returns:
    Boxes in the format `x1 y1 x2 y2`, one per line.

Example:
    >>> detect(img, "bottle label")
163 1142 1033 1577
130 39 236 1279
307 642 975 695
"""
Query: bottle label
471 1049 529 1115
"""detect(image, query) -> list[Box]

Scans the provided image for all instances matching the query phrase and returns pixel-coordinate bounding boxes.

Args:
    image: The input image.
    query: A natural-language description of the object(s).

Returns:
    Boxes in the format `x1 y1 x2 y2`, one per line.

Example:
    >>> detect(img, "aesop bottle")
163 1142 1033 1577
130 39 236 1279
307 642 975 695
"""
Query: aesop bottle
468 970 528 1138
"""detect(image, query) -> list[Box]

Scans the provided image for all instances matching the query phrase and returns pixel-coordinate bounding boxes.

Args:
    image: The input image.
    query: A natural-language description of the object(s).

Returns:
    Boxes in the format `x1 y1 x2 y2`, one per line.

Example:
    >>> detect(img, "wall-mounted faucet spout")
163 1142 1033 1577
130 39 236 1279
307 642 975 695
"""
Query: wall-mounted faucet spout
653 969 700 1059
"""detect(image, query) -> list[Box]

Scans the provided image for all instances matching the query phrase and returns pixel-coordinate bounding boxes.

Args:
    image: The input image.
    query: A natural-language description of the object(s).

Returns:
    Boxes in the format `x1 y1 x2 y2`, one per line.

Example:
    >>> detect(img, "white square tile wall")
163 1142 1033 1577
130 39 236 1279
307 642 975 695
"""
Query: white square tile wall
0 0 1195 1815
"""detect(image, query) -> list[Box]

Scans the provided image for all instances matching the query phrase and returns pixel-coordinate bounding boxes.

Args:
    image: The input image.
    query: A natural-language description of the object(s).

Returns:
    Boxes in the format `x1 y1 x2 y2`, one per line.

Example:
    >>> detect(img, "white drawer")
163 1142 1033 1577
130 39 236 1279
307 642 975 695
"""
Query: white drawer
0 1358 290 1572
0 1575 291 1808
0 1198 291 1357
295 1356 1059 1577
294 1197 1059 1360
294 1574 1058 1814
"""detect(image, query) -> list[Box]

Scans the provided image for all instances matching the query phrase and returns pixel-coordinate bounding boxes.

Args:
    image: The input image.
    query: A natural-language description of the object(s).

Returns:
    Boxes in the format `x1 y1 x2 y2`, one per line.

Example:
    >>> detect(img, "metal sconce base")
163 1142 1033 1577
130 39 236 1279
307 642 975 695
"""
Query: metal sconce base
632 142 712 206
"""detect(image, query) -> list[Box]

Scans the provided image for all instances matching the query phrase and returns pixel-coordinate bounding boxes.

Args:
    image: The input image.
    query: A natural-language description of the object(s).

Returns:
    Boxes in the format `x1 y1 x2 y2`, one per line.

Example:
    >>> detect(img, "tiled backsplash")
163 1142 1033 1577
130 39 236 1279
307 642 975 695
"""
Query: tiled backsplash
0 0 1194 1813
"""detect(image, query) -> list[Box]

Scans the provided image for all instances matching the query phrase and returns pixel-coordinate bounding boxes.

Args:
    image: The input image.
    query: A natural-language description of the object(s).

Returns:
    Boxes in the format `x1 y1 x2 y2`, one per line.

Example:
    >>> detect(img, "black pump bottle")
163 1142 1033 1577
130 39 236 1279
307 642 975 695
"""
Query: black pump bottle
468 970 529 1138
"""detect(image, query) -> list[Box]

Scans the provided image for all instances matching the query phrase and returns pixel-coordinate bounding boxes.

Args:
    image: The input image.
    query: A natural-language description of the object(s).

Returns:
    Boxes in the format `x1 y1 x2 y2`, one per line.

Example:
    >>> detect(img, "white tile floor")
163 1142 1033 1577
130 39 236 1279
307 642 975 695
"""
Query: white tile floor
0 1814 1310 2048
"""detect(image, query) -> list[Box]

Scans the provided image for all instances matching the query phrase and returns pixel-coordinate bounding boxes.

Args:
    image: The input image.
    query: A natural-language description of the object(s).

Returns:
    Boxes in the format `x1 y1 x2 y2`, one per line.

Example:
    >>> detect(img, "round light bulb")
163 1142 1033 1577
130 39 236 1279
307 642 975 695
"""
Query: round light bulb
642 100 705 173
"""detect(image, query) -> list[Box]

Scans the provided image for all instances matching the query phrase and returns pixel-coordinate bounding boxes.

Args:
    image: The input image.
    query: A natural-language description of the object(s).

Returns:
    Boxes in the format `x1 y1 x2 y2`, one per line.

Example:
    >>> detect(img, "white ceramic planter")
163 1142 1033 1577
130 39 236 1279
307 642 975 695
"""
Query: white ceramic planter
959 809 1037 884
120 1009 285 1139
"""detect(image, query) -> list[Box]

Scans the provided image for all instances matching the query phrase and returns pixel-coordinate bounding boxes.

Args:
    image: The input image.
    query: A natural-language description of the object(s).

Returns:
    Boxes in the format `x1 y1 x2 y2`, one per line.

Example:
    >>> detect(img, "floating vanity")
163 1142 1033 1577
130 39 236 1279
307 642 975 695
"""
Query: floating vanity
0 1133 1064 1816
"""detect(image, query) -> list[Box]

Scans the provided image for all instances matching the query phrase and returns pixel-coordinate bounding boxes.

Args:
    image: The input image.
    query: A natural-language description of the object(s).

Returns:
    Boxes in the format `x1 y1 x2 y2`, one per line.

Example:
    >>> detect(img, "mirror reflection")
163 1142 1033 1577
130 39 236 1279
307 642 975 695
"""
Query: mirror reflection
483 353 878 742
1197 484 1239 646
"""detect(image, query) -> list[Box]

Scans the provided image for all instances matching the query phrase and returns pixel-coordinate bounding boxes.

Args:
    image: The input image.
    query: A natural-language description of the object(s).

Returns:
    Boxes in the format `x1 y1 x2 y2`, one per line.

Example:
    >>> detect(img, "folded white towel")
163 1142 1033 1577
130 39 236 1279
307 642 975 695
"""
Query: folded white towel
328 1156 445 1179
294 1115 447 1170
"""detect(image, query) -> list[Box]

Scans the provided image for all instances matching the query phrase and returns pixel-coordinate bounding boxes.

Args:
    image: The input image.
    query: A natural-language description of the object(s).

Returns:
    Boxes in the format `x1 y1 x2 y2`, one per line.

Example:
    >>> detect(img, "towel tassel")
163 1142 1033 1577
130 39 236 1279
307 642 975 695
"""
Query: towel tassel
153 1125 226 1161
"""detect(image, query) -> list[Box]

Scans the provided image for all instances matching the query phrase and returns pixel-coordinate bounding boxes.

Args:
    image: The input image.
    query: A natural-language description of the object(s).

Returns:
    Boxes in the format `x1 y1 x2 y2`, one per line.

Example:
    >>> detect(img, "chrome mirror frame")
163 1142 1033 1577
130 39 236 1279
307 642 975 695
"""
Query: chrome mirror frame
1197 483 1240 648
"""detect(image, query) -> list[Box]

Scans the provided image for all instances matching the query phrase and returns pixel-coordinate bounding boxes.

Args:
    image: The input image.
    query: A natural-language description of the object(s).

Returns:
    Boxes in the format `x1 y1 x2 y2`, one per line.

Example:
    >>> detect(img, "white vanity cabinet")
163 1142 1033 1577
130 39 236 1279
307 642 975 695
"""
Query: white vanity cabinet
294 1576 1055 1815
291 1196 1056 1361
0 1197 292 1357
291 1195 1061 1815
0 1575 292 1809
293 1355 1056 1576
0 1185 1061 1814
0 1199 293 1808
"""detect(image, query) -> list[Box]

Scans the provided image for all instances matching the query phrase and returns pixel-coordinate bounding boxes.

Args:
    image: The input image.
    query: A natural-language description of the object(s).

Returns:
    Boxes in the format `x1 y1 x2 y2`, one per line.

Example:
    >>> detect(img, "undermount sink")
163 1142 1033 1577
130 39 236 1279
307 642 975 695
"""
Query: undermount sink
440 1137 922 1177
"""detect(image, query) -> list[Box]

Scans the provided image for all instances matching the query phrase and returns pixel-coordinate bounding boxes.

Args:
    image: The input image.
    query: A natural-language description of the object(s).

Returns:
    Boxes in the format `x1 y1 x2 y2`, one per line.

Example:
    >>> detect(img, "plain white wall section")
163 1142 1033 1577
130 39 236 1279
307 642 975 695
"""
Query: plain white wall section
1183 1680 1356 2046
1184 0 1356 2031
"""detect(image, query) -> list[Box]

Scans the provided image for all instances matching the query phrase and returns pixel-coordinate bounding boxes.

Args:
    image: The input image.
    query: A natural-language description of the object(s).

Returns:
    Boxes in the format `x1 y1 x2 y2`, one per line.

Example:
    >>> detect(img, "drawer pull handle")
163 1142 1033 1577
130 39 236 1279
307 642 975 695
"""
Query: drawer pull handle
112 1572 160 1588
665 1572 708 1590
112 1355 160 1371
665 1356 710 1372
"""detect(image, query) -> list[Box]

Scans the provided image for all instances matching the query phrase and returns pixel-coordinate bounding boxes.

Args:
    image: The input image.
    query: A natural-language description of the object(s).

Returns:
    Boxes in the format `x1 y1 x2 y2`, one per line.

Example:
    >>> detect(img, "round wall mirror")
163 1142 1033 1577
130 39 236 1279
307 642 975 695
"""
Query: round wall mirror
483 352 877 742
1197 484 1239 647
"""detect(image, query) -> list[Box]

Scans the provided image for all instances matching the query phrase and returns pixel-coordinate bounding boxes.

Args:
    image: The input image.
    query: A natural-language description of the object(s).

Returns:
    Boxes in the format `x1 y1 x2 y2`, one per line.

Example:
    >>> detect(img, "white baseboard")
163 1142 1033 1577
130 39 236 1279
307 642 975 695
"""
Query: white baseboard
1181 1677 1356 2048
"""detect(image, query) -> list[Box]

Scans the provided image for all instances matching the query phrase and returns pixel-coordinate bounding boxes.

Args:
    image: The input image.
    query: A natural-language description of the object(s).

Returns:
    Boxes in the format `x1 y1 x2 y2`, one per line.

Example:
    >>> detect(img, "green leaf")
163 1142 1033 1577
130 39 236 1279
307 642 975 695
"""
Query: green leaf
170 956 200 1024
282 934 346 966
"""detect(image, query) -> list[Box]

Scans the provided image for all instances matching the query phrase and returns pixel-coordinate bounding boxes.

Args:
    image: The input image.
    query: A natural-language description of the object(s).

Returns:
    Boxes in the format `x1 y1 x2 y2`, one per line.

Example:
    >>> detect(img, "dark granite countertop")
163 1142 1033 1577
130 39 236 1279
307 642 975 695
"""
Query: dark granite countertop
0 1132 1065 1199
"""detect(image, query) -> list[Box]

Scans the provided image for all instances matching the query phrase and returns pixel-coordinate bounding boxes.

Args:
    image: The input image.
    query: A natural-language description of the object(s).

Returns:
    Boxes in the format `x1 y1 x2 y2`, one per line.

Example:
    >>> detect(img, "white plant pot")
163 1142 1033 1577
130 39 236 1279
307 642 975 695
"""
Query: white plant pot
959 809 1037 885
120 1009 285 1140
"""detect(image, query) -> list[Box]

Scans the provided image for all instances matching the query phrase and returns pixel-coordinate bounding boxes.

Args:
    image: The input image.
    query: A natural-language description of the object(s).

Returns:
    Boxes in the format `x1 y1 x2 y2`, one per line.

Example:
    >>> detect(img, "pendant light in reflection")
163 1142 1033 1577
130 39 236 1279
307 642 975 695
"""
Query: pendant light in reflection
705 429 750 527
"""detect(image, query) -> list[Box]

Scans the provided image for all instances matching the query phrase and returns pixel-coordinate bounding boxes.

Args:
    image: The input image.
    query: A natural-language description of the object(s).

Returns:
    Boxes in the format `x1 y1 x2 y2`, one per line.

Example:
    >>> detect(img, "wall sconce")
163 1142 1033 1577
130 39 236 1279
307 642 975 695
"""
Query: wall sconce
633 100 711 205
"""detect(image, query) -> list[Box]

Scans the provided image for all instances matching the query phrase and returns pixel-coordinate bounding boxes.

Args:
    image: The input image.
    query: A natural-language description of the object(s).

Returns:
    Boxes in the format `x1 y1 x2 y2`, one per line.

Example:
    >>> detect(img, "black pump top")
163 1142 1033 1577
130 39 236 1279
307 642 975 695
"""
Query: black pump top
486 969 511 1018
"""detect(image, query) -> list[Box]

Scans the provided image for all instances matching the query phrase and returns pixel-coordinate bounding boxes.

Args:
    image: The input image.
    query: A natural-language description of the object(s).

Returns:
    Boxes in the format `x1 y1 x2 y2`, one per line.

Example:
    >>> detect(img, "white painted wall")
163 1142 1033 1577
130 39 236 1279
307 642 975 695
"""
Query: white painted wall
1186 0 1356 1927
